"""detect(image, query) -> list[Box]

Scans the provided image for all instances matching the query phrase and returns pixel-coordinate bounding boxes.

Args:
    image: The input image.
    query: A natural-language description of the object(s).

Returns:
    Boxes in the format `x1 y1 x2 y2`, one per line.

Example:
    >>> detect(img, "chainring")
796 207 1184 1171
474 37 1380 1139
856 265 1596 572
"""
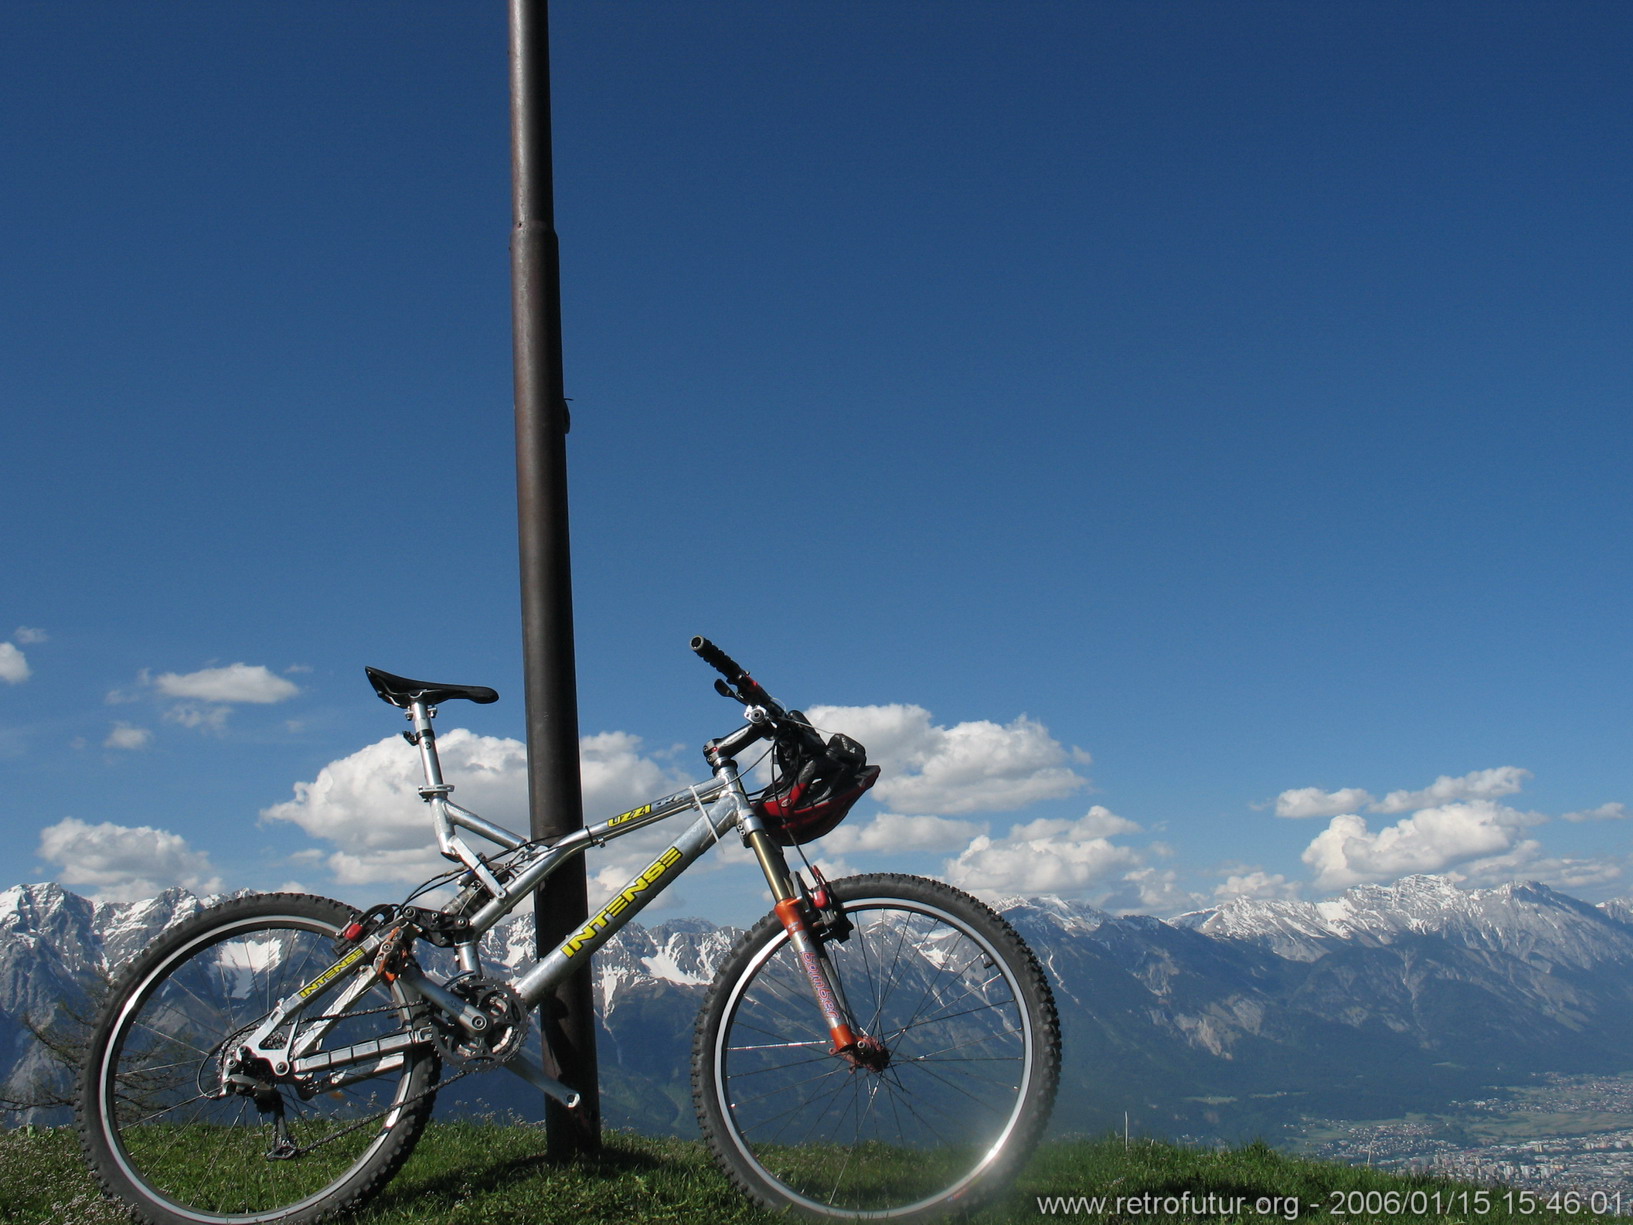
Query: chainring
429 975 527 1066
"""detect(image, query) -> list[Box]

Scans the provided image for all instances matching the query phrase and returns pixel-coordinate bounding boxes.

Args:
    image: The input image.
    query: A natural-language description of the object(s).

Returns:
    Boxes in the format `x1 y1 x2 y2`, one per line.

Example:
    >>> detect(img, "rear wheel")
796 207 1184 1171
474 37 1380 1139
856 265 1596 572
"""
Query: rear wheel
78 893 437 1225
693 873 1060 1222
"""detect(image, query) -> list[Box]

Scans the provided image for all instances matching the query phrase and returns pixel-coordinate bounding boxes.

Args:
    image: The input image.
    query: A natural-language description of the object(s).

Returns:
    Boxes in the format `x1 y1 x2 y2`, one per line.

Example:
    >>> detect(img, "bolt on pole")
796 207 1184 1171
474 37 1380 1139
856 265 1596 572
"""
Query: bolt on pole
509 0 601 1157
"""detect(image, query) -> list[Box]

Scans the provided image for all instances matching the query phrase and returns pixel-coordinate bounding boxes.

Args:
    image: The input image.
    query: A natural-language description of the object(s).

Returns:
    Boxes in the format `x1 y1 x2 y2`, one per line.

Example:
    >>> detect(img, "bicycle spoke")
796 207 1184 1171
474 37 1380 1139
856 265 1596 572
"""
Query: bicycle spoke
88 899 438 1223
725 1058 852 1114
125 1089 220 1130
702 882 1057 1220
888 995 1019 1040
901 1056 1011 1121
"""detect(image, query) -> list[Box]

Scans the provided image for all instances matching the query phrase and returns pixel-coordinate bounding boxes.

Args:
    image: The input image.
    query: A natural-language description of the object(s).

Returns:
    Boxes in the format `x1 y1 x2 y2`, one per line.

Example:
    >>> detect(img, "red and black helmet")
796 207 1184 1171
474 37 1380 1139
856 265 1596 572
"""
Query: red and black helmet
755 717 881 846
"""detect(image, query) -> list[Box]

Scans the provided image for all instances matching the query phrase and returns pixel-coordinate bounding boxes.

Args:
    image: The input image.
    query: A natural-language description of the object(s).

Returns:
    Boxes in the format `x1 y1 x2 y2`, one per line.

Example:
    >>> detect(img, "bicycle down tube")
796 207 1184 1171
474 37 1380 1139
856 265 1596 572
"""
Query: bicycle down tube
508 776 742 1004
230 774 746 1112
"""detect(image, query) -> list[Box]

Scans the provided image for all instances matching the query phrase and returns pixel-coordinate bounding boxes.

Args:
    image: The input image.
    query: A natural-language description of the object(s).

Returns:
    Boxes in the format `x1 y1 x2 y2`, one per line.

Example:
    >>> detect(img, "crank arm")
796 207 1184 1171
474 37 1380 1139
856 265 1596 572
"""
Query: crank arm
397 964 494 1037
501 1048 582 1109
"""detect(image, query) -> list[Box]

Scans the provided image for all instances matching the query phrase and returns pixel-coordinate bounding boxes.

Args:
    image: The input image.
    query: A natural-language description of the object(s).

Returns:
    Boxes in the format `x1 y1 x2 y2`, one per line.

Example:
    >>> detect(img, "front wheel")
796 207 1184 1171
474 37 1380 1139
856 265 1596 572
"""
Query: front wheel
77 893 438 1225
693 873 1060 1222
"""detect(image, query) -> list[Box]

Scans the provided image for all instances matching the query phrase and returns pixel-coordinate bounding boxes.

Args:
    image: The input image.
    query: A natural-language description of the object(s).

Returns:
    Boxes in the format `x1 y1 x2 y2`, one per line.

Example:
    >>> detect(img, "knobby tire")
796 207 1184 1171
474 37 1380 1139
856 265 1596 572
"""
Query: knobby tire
77 893 437 1225
692 873 1061 1222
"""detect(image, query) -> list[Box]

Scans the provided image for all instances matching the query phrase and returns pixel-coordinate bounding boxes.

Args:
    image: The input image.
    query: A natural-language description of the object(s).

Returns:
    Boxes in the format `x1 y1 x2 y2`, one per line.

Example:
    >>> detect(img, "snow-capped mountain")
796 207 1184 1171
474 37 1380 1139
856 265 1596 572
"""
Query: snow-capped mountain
1174 875 1633 969
0 882 738 1132
8 875 1633 1139
1010 876 1633 1137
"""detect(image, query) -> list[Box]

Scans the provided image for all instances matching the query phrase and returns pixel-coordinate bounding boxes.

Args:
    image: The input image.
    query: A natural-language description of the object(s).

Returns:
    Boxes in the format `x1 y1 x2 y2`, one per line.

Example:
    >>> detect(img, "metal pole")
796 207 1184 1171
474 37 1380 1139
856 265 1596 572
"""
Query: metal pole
509 0 600 1157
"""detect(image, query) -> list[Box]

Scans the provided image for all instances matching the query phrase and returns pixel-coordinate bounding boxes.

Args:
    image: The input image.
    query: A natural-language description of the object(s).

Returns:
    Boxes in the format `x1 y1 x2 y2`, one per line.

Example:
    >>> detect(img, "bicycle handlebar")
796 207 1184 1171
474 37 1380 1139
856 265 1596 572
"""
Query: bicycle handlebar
692 636 829 763
690 636 790 720
690 636 747 683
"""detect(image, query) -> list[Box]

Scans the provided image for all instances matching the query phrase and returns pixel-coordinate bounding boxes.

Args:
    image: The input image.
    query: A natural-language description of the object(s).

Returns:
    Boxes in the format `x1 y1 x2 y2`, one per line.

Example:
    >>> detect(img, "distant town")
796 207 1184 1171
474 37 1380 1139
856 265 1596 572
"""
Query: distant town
1288 1072 1633 1196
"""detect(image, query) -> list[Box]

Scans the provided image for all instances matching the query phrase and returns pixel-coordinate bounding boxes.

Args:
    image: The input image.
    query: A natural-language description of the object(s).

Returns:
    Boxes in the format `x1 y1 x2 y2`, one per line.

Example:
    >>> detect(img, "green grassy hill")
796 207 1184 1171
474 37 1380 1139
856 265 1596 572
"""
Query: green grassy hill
6 1123 1626 1225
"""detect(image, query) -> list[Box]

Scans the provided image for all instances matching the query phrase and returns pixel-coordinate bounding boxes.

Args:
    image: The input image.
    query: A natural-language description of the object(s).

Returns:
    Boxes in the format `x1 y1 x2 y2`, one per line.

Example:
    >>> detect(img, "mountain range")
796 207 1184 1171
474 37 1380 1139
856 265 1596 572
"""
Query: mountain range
7 874 1633 1140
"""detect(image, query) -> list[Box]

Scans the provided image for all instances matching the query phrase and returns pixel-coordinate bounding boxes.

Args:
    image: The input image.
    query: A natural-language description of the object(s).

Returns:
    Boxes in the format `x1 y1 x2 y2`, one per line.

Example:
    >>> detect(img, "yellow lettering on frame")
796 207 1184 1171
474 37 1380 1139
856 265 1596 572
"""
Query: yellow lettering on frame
561 846 685 959
609 804 653 827
299 945 365 999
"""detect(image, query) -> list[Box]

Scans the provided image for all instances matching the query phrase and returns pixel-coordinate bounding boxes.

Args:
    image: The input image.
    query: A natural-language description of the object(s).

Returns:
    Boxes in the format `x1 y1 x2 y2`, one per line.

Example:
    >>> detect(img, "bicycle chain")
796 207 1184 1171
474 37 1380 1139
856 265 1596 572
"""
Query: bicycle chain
278 1004 502 1158
259 929 530 1156
270 1001 510 1158
284 1061 481 1157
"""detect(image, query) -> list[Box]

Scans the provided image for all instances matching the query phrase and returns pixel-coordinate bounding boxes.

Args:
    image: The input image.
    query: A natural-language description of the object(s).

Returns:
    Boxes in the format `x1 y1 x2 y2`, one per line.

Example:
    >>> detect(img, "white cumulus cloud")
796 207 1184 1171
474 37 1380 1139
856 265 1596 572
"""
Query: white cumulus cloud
819 811 987 857
805 703 1088 815
1562 802 1630 823
1213 870 1301 902
165 704 232 732
578 731 683 819
14 627 48 645
152 663 300 704
1301 799 1541 891
1369 767 1532 814
262 728 687 887
1448 845 1626 893
944 805 1142 899
0 643 30 684
1274 786 1374 819
262 730 527 884
1115 867 1199 915
1275 769 1535 826
37 817 222 902
1277 766 1622 895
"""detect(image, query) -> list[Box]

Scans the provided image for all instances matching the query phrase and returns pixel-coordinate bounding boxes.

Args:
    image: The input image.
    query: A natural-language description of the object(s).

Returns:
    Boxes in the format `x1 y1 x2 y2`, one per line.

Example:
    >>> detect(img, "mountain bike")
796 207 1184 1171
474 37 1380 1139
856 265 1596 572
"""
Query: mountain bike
78 638 1061 1224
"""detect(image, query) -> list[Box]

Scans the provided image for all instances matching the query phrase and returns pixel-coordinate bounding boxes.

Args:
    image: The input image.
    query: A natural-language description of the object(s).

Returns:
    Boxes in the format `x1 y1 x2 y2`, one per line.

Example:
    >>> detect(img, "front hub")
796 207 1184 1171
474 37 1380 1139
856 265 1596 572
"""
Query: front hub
844 1034 891 1073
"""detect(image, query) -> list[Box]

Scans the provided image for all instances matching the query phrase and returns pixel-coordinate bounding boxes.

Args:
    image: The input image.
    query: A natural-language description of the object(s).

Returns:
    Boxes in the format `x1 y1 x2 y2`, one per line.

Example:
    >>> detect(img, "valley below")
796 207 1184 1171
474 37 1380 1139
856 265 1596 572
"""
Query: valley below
1286 1070 1633 1196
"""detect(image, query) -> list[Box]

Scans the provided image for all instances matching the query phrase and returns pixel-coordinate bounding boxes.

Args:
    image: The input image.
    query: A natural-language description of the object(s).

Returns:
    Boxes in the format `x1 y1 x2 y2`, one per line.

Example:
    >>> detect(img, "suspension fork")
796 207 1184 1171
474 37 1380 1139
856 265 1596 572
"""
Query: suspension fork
744 828 868 1057
714 747 873 1062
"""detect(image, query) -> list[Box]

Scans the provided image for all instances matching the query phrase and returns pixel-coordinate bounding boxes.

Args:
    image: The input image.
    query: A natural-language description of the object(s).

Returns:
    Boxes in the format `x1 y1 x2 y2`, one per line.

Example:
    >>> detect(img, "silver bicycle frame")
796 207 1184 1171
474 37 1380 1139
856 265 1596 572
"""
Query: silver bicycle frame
250 696 787 1110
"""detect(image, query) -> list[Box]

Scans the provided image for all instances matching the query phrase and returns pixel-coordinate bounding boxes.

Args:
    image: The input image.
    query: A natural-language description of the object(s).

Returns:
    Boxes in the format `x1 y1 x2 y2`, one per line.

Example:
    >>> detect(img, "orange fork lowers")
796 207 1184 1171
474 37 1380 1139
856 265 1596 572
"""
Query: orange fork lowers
772 896 890 1071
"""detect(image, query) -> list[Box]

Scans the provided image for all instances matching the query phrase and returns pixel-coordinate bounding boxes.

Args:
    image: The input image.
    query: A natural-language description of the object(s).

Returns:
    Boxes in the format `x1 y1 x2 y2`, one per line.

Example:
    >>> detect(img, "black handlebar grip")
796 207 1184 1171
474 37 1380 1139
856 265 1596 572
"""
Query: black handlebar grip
690 636 747 681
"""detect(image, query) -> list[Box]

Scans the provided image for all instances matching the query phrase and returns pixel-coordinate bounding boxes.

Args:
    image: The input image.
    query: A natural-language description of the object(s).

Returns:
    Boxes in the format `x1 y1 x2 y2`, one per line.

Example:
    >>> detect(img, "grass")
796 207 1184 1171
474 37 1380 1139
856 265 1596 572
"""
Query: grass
3 1123 1628 1224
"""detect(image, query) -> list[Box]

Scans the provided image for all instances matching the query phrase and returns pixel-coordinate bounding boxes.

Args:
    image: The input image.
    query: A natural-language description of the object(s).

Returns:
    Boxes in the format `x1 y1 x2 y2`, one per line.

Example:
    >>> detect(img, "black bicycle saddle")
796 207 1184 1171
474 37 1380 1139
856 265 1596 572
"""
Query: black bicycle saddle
365 666 499 707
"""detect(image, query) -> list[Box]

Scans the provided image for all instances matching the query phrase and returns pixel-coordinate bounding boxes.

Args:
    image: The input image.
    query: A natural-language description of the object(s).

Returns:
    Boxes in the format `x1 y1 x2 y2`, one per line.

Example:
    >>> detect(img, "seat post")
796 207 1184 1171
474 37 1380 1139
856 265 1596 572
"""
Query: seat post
408 700 449 795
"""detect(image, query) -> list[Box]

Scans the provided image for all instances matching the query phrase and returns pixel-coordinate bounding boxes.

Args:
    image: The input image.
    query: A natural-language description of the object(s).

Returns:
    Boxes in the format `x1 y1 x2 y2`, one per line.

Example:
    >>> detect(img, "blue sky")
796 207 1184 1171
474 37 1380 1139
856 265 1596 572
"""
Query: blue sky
5 1 1630 926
